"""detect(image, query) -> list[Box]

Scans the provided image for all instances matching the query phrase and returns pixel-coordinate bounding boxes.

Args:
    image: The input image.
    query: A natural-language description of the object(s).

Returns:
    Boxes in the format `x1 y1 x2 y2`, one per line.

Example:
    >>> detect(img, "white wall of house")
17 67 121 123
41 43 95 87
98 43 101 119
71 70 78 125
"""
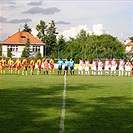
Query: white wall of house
40 45 44 56
2 45 7 57
12 45 25 58
2 44 44 58
126 46 132 52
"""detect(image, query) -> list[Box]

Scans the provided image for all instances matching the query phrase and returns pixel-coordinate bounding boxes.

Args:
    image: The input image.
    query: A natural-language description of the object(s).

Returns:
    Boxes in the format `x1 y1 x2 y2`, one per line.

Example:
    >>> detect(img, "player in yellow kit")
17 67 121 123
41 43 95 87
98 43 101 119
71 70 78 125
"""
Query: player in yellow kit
14 58 22 74
36 58 42 75
30 57 35 75
8 58 14 74
0 58 2 74
22 57 28 75
1 57 6 74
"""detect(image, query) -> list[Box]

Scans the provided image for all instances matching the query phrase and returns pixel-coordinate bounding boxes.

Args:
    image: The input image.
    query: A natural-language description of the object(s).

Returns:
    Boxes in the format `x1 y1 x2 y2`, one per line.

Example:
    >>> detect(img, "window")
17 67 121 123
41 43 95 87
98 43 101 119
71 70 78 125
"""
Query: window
32 46 40 52
8 45 18 52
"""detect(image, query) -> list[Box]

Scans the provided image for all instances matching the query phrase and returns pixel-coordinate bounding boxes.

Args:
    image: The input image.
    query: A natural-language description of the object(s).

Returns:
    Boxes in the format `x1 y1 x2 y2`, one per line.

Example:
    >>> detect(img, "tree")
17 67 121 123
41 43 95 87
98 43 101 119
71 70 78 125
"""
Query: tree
0 46 2 56
7 48 12 57
65 32 125 63
36 20 58 57
36 20 47 39
129 37 133 42
35 51 42 61
54 34 66 59
21 48 28 58
21 38 31 57
22 23 32 34
46 20 57 56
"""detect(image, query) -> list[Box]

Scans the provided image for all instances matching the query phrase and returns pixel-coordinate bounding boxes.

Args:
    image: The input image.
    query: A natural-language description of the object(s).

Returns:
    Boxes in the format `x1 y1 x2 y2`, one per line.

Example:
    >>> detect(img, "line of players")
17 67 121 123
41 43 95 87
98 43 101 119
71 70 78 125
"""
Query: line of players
0 57 54 75
0 56 133 76
78 58 133 76
0 57 75 76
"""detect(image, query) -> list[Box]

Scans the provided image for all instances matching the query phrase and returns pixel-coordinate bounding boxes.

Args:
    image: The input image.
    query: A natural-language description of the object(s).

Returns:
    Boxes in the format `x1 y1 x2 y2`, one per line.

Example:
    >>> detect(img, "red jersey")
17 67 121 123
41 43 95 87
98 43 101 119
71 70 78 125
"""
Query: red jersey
22 58 28 67
37 59 42 68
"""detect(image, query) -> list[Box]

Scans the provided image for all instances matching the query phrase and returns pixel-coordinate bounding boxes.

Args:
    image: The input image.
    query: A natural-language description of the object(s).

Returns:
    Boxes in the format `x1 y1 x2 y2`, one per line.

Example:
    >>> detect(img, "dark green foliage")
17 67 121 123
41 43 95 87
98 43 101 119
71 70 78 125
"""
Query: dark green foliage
21 38 31 57
36 20 58 57
65 33 125 63
22 23 32 34
35 21 125 62
53 35 66 59
7 48 12 57
35 51 42 61
129 36 133 42
0 47 2 56
21 48 29 58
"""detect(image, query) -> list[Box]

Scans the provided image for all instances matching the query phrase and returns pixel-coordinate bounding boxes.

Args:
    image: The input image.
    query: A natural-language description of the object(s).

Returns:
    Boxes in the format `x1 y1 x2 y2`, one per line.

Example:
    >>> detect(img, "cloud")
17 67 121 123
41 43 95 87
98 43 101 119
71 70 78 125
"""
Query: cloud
0 16 32 24
0 16 8 23
27 1 43 6
92 24 106 35
60 25 90 40
7 18 32 24
1 1 16 5
23 7 60 14
56 21 71 25
60 24 107 41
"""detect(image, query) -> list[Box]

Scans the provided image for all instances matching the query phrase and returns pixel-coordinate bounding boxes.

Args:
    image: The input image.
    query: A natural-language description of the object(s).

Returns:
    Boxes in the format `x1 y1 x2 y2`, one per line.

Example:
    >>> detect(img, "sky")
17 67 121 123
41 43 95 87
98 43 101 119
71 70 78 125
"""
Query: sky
0 0 133 42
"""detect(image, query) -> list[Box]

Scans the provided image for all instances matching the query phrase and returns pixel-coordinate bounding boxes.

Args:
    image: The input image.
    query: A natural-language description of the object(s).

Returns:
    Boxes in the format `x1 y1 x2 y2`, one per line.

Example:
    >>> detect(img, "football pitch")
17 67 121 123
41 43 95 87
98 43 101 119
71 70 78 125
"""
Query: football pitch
0 72 133 133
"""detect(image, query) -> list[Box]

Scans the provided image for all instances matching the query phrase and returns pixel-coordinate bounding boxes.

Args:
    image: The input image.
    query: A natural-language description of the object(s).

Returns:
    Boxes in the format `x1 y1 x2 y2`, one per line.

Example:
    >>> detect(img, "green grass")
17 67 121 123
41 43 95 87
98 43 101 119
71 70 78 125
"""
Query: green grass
0 69 133 133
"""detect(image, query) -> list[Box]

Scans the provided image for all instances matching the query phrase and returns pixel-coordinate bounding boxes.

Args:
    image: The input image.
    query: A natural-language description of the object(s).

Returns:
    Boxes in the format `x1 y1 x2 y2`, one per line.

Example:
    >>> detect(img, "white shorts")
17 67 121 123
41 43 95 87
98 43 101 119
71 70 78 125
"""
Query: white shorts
85 67 89 71
111 66 116 71
98 67 102 71
125 66 130 71
78 66 83 71
119 67 124 71
105 66 109 71
92 66 96 71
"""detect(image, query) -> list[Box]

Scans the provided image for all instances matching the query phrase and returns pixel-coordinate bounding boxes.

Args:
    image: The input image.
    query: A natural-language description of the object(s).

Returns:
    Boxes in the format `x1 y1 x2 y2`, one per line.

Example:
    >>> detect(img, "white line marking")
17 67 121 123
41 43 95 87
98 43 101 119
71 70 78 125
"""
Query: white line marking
59 75 66 133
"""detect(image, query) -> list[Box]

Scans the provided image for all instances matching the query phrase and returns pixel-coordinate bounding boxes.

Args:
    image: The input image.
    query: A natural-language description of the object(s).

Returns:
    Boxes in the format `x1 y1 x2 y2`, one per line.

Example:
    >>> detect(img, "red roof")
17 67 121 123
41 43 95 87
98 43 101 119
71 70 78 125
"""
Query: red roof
125 41 133 46
1 30 44 45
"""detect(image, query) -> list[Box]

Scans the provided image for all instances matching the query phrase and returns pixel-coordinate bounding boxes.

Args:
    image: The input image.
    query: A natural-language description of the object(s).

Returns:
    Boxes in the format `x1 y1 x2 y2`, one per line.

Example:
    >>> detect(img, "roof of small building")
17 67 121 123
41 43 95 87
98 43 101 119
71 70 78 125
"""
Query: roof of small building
1 29 44 45
125 41 133 46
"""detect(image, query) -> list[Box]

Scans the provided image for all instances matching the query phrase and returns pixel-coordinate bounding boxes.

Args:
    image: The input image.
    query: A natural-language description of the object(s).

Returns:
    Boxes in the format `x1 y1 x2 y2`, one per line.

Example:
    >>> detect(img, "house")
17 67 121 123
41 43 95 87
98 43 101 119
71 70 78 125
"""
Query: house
0 29 44 58
125 41 133 54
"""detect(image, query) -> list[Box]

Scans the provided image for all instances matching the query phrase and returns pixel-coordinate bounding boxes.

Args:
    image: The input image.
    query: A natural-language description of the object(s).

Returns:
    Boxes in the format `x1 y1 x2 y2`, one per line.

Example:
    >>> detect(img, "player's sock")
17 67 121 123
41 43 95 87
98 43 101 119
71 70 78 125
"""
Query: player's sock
73 71 74 75
85 71 87 75
70 70 72 75
11 69 12 74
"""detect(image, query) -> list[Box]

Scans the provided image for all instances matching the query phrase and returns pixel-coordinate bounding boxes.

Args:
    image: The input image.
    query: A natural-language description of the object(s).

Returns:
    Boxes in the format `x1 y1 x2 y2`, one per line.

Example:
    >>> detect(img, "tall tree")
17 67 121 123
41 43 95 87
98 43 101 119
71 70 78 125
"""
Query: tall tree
45 20 58 56
21 38 31 57
129 37 133 42
36 20 47 40
55 34 66 58
36 20 58 57
7 48 12 57
65 32 125 62
22 23 32 34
